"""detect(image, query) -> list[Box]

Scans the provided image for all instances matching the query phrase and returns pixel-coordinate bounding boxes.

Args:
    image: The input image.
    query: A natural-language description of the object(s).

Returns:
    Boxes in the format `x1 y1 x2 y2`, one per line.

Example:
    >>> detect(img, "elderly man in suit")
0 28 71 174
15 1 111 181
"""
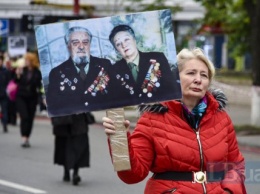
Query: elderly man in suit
108 24 181 107
47 26 112 116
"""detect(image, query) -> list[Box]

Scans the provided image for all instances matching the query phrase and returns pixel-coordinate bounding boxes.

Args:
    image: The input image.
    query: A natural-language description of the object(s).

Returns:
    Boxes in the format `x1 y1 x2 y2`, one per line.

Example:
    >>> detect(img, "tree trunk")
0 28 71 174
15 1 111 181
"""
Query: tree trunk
251 0 260 86
251 86 260 126
244 0 260 126
251 1 260 126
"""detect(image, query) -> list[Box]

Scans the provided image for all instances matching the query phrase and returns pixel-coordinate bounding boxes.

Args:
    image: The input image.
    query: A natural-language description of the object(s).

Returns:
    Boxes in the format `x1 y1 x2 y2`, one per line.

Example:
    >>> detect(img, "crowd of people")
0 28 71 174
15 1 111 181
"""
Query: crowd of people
0 50 92 186
0 51 44 144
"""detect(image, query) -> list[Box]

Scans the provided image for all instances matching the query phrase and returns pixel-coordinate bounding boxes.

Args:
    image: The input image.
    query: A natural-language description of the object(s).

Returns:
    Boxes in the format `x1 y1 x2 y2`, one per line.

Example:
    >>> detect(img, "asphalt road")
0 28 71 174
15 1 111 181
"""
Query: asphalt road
0 102 258 194
0 120 148 194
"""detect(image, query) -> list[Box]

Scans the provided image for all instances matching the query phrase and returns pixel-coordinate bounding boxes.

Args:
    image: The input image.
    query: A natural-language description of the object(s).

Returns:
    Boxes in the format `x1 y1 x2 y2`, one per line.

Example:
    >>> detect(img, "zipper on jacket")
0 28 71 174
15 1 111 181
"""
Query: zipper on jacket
195 130 204 170
195 129 207 194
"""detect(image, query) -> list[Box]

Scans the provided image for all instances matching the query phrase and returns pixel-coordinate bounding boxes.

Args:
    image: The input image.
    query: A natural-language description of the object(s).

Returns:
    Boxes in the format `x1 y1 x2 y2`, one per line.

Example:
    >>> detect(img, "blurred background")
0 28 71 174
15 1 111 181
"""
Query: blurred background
1 1 260 193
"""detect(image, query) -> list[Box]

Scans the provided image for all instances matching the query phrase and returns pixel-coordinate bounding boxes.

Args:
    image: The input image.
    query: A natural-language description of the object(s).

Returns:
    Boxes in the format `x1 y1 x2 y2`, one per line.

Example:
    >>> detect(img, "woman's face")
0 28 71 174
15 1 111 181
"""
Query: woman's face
179 58 210 103
113 31 138 62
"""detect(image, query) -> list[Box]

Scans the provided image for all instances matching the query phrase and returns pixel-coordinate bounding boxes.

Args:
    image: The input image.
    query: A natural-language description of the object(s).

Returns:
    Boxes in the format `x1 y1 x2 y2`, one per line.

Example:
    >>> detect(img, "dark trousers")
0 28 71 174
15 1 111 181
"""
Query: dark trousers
8 100 17 125
16 96 37 137
0 97 8 126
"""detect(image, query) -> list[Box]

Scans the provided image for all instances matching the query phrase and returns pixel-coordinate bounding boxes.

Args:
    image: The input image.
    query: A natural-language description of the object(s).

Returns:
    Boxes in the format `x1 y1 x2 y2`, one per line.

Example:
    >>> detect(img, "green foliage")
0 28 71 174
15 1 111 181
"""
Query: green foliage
234 125 260 135
194 0 251 57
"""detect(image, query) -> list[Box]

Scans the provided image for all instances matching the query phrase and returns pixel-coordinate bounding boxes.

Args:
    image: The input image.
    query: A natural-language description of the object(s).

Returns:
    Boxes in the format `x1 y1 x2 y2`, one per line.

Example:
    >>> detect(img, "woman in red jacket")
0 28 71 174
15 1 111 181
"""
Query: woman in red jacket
102 47 246 194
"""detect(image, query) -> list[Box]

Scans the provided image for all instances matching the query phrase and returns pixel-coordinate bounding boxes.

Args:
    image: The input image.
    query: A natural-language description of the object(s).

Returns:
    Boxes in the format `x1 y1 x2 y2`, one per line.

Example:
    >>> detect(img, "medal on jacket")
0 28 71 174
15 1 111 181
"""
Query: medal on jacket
84 67 110 97
59 74 77 91
140 59 161 98
116 74 135 95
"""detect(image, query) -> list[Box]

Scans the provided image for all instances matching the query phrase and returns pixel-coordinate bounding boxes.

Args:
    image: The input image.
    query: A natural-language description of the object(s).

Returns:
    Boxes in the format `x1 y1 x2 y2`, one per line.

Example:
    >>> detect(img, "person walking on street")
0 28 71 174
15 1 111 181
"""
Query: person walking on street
14 52 42 148
5 59 18 126
51 113 91 185
102 48 247 194
0 55 11 133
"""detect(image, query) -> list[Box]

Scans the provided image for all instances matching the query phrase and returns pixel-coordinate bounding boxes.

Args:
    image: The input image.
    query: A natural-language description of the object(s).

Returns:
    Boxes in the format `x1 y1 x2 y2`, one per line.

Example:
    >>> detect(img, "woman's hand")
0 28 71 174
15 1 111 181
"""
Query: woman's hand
102 117 130 136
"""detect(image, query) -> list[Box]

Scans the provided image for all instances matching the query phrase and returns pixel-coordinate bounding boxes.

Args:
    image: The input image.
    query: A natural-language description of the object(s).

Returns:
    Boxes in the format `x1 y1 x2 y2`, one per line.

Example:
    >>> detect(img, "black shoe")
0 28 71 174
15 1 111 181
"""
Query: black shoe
72 175 81 185
3 125 8 133
63 172 70 182
21 141 30 148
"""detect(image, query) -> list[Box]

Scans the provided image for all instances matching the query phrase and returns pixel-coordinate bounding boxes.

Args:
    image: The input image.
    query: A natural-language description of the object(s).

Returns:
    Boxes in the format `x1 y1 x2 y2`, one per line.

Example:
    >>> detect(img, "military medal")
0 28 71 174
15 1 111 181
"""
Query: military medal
125 74 129 79
140 59 161 98
116 74 135 95
85 67 110 96
59 73 80 92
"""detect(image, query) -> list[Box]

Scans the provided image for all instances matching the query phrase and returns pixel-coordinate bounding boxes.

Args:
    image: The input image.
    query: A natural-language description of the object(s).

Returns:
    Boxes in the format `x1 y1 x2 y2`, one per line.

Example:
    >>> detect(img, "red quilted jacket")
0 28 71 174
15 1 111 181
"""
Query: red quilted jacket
116 91 246 194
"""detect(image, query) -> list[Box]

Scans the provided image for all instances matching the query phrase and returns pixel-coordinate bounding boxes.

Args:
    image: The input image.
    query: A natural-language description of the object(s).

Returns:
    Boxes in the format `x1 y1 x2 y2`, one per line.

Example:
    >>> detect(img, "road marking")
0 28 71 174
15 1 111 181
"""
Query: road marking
0 179 47 193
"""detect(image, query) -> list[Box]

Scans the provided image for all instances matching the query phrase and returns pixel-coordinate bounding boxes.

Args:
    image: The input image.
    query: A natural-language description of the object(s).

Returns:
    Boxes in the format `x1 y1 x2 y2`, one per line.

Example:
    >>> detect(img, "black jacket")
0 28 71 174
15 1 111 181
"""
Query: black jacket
109 51 181 107
51 113 90 136
0 67 11 99
47 56 112 116
15 67 42 99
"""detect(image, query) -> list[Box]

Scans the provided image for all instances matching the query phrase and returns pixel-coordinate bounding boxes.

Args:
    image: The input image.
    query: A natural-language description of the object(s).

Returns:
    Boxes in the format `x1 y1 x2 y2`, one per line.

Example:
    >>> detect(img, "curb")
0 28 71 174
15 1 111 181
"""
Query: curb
238 143 260 154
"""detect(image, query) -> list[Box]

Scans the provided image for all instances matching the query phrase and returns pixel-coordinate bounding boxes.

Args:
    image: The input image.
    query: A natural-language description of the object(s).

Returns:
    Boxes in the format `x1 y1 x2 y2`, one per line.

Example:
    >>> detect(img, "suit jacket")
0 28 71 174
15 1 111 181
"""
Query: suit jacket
110 51 181 107
46 56 112 116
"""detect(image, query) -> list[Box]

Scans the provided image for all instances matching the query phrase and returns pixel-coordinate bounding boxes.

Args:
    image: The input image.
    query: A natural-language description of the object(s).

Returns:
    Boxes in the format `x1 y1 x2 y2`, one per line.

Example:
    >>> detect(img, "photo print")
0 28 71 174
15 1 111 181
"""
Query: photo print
34 9 181 117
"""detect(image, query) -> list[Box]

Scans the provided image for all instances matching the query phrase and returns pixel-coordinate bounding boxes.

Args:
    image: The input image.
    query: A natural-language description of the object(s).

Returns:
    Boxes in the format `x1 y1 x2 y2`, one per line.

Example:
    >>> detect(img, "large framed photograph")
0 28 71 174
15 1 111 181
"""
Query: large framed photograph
35 9 181 117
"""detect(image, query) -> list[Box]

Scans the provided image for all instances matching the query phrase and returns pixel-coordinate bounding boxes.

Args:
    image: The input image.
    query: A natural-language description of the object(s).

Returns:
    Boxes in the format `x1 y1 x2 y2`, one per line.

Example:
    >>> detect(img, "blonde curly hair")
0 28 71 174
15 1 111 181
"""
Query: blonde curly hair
24 52 40 69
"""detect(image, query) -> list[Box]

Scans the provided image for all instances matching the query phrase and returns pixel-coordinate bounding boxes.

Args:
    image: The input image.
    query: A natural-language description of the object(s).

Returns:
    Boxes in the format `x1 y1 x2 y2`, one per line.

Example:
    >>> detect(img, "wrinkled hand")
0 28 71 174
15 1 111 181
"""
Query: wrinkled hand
102 117 130 136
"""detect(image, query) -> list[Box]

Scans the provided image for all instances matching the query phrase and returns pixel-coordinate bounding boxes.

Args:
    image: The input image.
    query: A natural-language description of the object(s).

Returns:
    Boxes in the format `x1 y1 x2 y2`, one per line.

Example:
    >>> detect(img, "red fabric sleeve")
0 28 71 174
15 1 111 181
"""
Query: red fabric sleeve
221 118 247 194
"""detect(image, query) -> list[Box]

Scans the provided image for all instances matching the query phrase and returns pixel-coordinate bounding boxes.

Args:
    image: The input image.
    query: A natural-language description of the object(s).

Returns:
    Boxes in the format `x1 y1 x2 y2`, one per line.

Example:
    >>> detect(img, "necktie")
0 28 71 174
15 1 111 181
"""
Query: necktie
128 62 138 82
76 63 87 80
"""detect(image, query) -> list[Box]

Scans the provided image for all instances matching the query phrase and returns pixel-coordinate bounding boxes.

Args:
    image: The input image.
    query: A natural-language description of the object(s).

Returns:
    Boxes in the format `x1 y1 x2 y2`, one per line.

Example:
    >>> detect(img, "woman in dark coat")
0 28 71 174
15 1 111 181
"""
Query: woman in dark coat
51 113 91 185
14 52 42 147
